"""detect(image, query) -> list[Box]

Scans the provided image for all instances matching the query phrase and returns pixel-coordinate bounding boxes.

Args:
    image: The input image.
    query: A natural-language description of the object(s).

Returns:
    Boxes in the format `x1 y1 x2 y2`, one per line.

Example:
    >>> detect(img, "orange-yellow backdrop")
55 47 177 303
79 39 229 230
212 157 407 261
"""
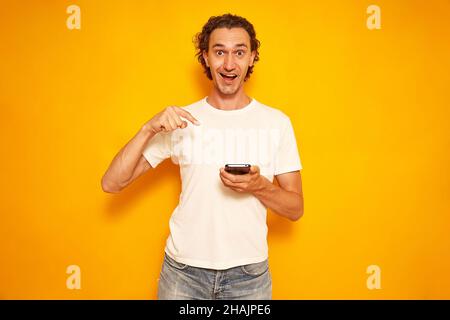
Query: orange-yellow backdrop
1 0 449 299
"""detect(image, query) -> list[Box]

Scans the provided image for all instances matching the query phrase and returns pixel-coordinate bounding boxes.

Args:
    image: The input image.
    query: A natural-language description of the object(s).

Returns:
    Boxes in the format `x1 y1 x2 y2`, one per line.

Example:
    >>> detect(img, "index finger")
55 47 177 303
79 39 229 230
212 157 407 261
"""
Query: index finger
175 108 201 126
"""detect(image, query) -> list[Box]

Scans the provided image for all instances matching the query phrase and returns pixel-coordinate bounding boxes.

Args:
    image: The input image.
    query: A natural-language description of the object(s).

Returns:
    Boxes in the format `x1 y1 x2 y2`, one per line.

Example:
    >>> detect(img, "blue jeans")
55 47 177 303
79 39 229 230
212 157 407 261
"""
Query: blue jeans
157 253 272 300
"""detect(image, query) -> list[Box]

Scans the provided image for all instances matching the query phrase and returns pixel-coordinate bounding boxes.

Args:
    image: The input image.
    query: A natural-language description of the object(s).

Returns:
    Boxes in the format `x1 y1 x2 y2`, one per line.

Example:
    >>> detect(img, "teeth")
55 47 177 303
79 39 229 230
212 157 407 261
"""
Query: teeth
221 73 237 78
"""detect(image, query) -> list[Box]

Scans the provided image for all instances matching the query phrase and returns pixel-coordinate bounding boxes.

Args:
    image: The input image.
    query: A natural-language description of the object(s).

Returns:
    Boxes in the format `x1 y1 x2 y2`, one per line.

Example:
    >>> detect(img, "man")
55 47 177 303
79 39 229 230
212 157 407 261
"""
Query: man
101 13 304 300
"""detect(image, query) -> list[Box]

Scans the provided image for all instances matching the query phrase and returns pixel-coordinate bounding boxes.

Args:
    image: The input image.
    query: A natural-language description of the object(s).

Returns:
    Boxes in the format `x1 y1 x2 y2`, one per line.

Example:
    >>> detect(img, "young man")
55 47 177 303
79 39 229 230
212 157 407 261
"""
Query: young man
101 13 304 300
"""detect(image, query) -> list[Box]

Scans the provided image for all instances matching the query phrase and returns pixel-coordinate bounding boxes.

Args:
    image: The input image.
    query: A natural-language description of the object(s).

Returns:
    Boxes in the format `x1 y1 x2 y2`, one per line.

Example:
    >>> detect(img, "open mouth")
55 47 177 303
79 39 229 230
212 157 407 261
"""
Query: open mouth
219 73 238 81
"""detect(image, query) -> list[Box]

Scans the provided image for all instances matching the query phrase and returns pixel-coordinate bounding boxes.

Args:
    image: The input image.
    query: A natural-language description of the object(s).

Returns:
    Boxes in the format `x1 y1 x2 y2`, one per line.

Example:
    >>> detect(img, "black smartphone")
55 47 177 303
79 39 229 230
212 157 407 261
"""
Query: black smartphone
224 164 251 175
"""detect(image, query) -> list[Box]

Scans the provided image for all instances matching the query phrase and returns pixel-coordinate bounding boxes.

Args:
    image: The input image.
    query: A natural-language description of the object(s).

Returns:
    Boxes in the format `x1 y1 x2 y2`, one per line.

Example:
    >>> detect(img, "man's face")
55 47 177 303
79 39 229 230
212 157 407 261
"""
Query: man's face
203 27 256 96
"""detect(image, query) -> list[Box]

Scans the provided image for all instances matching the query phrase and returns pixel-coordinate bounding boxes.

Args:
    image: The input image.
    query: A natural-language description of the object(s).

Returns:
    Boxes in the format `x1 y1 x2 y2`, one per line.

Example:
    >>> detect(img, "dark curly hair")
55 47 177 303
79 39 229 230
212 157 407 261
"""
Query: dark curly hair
193 13 260 81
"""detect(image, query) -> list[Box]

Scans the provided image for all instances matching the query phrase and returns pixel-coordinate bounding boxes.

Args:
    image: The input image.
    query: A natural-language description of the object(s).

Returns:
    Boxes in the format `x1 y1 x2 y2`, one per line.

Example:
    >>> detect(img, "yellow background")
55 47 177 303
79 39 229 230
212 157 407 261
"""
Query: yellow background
1 0 449 299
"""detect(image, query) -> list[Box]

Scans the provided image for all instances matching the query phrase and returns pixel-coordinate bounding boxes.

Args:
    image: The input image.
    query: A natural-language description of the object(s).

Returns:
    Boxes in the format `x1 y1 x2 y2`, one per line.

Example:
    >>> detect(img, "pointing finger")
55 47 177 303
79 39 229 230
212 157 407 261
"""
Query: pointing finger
175 108 201 126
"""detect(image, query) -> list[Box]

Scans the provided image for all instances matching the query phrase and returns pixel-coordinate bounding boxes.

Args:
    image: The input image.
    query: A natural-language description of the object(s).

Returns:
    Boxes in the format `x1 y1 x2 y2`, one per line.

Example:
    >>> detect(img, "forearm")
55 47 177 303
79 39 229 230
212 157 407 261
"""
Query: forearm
101 125 154 191
252 176 304 221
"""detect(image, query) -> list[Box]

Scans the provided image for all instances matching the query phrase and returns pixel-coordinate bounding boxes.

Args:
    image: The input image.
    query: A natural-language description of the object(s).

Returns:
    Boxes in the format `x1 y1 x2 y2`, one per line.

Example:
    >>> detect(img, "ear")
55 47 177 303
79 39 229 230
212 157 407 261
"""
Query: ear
249 50 256 67
202 50 209 67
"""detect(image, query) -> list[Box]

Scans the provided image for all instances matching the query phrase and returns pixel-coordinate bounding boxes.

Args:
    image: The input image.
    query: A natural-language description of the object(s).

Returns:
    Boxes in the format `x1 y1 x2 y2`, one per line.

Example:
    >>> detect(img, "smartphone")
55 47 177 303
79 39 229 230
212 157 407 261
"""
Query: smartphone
224 164 251 175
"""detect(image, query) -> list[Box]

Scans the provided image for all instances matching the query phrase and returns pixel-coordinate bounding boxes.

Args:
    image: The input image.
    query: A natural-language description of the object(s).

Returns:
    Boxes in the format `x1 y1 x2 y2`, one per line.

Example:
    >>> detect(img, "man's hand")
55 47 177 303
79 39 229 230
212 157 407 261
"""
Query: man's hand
219 165 266 194
143 106 201 134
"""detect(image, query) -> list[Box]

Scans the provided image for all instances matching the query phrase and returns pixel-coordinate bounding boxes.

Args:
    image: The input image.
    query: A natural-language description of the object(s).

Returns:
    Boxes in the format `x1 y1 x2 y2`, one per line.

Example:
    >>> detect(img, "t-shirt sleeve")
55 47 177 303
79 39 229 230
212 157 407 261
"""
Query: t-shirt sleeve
142 131 172 168
274 117 303 175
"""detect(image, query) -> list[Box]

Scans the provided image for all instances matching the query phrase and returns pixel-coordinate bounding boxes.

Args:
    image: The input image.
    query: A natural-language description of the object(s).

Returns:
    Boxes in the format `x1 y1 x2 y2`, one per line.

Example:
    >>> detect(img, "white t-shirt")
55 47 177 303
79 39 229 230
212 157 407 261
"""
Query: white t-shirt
142 97 302 269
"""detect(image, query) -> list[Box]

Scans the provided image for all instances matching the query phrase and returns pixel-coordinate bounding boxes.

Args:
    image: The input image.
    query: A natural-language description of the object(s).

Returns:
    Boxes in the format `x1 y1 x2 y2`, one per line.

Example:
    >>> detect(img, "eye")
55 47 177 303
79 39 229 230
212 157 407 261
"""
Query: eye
236 50 245 56
216 50 224 56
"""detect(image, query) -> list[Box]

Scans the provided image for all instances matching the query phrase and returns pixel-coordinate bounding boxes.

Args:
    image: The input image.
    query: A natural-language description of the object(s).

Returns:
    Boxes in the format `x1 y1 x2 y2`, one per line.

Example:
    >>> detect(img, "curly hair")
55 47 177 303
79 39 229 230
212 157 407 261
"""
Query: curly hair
193 13 260 81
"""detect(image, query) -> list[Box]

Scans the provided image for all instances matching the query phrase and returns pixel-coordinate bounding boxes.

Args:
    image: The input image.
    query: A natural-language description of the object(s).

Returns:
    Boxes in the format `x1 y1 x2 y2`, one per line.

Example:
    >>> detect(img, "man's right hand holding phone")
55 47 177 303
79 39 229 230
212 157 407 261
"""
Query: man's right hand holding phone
219 164 266 194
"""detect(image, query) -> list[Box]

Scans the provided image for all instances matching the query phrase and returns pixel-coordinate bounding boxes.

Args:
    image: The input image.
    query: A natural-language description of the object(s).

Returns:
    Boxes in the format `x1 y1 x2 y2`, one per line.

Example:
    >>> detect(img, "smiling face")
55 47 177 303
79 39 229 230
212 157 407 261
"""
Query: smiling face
202 27 256 96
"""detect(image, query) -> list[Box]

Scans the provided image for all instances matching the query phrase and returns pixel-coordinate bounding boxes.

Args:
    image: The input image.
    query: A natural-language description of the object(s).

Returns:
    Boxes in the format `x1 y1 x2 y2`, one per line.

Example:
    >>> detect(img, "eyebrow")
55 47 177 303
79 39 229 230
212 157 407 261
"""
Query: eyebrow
212 43 248 49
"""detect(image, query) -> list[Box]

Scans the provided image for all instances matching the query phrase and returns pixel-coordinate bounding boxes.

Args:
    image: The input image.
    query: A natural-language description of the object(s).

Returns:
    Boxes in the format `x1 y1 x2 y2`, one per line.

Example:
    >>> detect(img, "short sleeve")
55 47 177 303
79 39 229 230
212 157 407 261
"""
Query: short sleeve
142 131 172 168
274 117 303 175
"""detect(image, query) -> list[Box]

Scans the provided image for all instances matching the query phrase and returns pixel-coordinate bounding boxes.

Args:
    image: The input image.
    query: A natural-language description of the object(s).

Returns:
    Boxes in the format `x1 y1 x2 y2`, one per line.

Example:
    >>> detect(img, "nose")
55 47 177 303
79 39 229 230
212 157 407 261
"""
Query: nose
223 53 235 71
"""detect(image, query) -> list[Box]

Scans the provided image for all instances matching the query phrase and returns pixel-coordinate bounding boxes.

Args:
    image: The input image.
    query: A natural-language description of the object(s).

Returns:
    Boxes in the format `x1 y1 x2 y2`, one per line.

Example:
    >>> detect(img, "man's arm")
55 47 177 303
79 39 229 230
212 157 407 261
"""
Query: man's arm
219 166 304 221
253 171 303 221
101 106 200 193
101 127 155 193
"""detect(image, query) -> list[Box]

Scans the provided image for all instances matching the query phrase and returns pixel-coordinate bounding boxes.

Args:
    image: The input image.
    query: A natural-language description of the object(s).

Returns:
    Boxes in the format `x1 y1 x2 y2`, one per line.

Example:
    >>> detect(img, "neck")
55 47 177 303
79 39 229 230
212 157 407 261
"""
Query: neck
206 87 251 110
